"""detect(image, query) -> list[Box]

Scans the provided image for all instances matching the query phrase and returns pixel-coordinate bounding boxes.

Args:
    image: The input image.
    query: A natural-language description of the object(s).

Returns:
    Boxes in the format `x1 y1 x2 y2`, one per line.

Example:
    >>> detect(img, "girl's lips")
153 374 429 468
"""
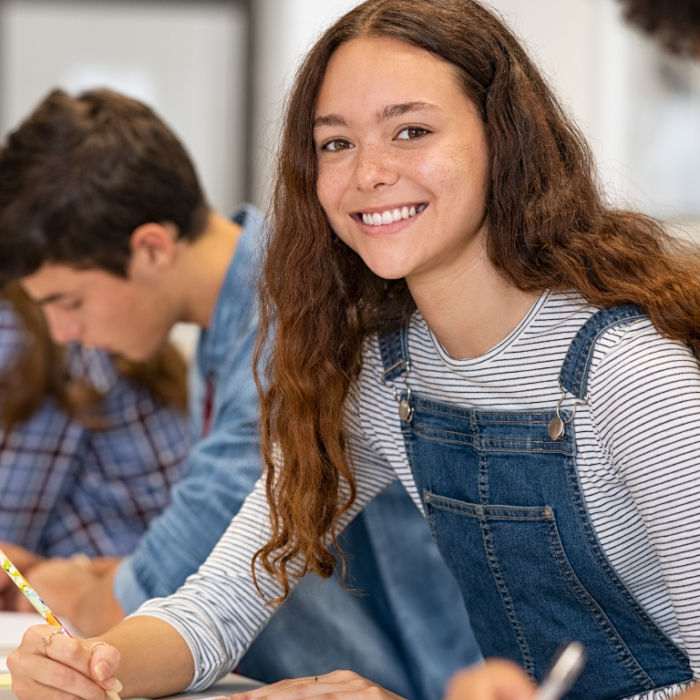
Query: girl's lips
353 204 428 236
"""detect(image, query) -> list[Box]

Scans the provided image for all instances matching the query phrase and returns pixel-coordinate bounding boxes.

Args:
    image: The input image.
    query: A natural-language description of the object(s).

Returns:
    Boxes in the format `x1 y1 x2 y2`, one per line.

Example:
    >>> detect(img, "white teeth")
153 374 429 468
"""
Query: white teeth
361 205 426 226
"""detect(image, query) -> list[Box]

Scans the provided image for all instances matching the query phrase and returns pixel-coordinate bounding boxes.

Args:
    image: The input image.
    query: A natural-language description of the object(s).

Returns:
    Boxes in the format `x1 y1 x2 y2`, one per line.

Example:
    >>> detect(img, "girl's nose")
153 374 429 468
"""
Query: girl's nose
352 145 399 191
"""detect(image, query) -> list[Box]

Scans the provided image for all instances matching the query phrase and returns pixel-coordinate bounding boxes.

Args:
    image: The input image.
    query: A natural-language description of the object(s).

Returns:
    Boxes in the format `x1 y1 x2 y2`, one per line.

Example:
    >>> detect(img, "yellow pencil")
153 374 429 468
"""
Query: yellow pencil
0 546 72 636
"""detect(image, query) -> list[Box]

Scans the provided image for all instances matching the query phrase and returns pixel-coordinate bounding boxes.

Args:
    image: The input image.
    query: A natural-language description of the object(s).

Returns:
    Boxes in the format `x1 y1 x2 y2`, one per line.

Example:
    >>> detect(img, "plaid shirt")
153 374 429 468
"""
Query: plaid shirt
0 300 190 557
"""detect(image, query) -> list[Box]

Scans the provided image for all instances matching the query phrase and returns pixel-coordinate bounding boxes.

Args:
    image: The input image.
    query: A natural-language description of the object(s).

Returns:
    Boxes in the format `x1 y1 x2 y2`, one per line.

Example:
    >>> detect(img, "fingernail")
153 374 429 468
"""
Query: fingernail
106 690 122 700
113 679 123 693
95 661 109 681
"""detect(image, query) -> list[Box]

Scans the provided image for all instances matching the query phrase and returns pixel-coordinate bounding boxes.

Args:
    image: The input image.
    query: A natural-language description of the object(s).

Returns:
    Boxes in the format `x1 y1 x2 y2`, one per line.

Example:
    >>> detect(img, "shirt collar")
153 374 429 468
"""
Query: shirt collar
196 203 263 377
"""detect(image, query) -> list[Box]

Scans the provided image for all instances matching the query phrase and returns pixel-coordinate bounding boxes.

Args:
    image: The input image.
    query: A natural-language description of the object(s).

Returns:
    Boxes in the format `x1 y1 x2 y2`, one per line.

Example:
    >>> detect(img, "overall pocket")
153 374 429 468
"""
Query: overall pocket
423 490 656 698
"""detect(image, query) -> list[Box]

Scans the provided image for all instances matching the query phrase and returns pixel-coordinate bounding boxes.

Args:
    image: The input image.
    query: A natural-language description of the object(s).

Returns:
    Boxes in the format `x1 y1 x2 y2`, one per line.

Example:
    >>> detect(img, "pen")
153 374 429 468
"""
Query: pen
533 642 586 700
0 546 72 636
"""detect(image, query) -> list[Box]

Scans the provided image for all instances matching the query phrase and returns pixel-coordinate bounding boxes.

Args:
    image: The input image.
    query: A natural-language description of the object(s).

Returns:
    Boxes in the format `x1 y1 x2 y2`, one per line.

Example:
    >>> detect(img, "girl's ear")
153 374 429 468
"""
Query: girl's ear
128 222 179 276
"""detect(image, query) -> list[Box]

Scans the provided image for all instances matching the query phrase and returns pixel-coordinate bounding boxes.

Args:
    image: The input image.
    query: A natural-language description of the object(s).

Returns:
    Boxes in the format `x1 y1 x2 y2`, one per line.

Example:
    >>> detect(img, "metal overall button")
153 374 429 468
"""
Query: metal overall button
381 359 414 423
548 386 587 440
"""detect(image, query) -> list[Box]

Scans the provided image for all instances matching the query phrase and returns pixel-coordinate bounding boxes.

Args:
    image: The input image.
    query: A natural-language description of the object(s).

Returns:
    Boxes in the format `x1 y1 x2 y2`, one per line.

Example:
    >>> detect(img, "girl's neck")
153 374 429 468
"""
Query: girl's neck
408 236 541 360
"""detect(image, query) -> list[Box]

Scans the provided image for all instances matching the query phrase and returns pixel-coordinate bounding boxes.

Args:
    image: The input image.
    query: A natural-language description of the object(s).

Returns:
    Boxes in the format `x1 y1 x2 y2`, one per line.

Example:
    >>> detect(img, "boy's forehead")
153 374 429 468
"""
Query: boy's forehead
22 263 92 302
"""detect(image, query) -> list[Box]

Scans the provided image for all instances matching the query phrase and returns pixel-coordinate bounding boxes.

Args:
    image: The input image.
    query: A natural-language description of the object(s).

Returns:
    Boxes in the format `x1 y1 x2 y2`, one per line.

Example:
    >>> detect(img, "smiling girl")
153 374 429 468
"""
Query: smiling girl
8 1 700 700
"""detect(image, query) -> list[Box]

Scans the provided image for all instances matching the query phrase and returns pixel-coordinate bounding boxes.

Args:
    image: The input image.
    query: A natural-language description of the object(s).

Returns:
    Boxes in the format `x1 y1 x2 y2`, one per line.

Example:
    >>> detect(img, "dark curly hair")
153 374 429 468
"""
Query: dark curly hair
618 0 700 54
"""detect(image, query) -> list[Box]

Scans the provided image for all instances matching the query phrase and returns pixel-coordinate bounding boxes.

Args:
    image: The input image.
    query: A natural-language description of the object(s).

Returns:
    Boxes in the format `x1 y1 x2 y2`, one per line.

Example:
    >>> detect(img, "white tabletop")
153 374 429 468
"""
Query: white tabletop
0 672 263 699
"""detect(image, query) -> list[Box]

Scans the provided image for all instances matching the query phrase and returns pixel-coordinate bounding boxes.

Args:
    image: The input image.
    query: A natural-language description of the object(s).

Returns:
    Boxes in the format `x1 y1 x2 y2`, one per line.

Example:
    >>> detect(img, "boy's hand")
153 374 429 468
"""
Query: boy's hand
15 557 125 636
445 660 536 700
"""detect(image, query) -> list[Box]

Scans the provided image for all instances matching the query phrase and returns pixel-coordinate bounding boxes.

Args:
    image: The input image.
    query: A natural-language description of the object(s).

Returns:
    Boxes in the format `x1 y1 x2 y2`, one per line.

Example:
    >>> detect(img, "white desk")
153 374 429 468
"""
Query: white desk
0 672 263 699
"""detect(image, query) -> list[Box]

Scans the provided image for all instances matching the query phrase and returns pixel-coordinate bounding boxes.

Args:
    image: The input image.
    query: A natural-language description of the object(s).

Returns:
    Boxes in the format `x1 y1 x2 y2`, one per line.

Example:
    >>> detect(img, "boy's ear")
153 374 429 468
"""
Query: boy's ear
128 222 178 273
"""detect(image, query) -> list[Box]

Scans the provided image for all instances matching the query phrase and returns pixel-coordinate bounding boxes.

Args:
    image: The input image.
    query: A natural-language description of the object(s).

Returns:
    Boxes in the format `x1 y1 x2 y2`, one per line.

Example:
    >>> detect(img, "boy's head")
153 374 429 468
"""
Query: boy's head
0 88 210 360
618 0 700 55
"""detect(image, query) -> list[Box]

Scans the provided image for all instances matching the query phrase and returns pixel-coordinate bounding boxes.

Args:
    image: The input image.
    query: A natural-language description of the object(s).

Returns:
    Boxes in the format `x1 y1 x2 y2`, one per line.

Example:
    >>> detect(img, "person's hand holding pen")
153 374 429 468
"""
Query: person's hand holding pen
8 628 123 700
443 643 585 700
444 661 536 700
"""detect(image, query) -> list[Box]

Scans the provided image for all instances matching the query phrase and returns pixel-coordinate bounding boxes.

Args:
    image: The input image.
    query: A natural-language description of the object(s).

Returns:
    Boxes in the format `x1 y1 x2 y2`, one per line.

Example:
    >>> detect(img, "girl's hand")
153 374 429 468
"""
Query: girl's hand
7 624 122 700
445 660 536 700
226 670 407 700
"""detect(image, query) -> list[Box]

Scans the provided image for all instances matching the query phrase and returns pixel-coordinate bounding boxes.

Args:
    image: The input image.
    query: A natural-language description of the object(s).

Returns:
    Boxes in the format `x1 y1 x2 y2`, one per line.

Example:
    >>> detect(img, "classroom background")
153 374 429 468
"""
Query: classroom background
0 0 697 351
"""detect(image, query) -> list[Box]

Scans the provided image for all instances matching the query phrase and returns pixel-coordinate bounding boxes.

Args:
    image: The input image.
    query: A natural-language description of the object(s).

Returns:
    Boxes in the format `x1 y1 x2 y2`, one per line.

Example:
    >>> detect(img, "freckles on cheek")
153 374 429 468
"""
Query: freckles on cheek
317 167 345 200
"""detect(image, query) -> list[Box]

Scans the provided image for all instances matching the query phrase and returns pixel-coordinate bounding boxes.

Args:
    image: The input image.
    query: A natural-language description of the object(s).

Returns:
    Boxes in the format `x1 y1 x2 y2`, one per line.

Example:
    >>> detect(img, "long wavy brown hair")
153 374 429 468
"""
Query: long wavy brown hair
254 0 700 601
0 283 187 432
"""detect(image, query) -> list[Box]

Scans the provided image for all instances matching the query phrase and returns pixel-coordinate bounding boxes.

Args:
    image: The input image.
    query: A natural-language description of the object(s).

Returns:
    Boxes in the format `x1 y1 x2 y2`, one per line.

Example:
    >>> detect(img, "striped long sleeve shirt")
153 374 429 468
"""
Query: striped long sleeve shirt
136 291 700 700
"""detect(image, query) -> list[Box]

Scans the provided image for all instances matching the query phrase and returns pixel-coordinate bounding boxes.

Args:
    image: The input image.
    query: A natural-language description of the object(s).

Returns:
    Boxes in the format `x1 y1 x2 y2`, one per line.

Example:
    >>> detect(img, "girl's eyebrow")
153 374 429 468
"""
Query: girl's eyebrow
314 114 347 129
314 101 441 130
377 101 440 121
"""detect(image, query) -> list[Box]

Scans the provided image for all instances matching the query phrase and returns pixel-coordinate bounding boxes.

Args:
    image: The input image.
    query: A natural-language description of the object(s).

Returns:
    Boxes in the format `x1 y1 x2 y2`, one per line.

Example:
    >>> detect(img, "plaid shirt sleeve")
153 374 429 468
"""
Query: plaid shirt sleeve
0 301 190 557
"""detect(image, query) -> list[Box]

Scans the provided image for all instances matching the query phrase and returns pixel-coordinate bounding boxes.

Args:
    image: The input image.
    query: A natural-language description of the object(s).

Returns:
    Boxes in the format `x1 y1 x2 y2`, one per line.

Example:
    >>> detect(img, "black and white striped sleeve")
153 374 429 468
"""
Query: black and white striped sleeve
587 320 700 677
131 390 398 691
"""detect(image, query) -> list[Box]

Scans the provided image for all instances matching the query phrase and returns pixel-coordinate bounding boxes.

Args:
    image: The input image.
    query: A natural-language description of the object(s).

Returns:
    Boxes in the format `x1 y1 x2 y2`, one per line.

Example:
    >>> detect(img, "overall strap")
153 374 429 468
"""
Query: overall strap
378 326 411 381
559 305 647 400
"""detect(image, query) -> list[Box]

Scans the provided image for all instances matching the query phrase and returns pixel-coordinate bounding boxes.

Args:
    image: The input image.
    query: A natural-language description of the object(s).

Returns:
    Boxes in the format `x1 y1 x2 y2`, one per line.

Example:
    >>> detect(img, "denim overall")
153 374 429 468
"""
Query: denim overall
378 306 692 700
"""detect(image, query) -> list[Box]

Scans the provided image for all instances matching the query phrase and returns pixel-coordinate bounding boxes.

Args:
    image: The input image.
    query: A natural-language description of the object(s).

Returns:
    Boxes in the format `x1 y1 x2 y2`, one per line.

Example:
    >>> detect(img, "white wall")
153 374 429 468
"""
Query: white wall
484 0 655 210
249 0 700 225
0 0 248 215
485 0 600 130
2 0 695 226
250 0 361 208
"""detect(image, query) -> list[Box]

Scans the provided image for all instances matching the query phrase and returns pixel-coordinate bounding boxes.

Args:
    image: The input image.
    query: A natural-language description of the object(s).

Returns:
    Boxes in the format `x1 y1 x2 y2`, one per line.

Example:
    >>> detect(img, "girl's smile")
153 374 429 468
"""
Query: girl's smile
355 203 428 236
314 36 490 284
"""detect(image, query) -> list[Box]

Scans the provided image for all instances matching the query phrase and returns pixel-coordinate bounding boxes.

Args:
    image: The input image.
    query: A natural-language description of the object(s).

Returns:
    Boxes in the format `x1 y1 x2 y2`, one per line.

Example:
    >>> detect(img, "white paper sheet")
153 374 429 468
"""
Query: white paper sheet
0 610 46 667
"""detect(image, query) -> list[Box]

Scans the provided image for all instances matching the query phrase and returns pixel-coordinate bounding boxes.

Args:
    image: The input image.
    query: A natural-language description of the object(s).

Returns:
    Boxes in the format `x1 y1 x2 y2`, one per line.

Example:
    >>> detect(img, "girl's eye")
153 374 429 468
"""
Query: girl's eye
62 299 82 311
396 127 429 140
322 139 354 152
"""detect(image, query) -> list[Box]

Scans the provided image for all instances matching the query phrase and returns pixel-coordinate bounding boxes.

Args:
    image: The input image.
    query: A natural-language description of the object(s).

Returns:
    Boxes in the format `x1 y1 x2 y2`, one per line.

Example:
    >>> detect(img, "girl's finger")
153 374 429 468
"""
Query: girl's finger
9 626 118 700
86 643 121 690
9 643 107 700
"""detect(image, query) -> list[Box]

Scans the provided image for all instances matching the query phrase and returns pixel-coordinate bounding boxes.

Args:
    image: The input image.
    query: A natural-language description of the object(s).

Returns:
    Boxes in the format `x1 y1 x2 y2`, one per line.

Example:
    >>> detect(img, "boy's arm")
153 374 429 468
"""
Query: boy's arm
113 323 261 613
14 557 125 635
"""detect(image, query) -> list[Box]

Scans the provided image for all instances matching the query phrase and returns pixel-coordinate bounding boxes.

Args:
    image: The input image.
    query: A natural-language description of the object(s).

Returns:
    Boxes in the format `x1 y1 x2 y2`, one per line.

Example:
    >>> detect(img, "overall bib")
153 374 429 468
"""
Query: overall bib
378 306 692 700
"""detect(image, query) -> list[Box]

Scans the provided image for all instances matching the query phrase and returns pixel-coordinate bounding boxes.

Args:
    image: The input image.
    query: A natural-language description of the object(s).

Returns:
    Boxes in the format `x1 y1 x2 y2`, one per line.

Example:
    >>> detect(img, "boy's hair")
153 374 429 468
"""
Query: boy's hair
0 88 209 286
618 0 700 54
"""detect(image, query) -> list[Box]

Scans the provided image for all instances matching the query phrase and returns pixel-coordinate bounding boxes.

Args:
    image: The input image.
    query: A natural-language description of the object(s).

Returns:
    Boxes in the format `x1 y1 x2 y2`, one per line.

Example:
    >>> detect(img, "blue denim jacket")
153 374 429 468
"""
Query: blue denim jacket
114 204 261 604
116 204 480 700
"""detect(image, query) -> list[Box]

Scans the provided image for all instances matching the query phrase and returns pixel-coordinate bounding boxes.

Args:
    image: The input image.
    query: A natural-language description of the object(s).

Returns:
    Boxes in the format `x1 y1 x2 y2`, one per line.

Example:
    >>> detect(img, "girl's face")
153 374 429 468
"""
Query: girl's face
314 37 489 284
